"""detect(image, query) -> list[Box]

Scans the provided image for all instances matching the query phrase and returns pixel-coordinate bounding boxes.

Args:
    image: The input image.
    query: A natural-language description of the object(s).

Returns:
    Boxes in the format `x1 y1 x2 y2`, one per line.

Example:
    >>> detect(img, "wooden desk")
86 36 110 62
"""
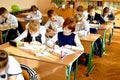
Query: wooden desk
16 13 29 18
52 7 75 19
79 34 101 54
90 23 111 39
0 43 83 80
79 34 101 76
17 17 28 30
0 26 11 44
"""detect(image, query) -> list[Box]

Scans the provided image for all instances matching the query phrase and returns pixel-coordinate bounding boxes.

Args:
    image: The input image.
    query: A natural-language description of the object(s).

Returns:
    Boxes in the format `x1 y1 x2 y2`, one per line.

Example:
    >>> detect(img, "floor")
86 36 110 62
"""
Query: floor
71 28 120 80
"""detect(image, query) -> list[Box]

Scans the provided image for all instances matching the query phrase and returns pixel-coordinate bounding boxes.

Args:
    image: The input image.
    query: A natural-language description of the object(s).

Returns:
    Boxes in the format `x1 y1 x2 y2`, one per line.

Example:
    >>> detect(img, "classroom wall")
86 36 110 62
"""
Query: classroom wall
0 0 51 13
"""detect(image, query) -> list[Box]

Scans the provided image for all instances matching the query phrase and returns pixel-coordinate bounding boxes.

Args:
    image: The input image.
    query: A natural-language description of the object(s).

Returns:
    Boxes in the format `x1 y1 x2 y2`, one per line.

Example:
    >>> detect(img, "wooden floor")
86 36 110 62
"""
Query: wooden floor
71 28 120 80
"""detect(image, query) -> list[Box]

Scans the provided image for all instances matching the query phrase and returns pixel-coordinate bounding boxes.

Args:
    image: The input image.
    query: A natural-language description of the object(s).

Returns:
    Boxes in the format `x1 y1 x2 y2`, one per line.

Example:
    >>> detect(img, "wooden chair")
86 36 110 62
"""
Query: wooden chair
20 64 38 80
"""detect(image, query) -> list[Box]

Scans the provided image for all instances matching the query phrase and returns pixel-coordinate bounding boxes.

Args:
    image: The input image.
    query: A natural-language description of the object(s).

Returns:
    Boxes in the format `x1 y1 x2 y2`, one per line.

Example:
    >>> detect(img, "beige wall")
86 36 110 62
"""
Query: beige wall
0 0 52 13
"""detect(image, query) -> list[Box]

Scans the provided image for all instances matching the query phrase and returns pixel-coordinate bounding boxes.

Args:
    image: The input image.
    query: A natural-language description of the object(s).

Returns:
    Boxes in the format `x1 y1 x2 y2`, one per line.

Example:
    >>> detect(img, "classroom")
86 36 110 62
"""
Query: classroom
0 0 120 80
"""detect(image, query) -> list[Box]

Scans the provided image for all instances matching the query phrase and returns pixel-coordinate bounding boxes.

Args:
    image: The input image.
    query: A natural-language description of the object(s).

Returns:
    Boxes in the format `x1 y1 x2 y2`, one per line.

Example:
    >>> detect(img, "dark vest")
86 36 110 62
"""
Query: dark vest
58 32 75 47
24 31 41 43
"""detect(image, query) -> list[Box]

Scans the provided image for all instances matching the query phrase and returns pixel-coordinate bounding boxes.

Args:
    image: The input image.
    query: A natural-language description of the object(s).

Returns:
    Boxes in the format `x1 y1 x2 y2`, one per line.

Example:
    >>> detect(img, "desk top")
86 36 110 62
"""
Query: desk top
79 33 101 42
91 24 111 30
17 17 25 22
0 26 11 31
0 43 83 66
46 31 101 42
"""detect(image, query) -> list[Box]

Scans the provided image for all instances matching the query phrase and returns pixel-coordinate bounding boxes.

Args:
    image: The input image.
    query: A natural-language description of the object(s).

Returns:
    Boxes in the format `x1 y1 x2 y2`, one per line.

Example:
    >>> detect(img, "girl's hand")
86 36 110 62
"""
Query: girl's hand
53 45 59 49
64 45 72 49
30 41 41 45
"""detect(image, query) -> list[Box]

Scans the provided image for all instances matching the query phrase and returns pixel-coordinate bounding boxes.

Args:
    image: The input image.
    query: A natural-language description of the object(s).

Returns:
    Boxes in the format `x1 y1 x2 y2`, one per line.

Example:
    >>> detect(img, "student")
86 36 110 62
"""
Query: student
0 50 24 80
44 9 64 32
15 20 46 44
26 5 42 23
47 17 84 51
102 7 115 22
75 5 90 21
74 10 90 33
87 6 105 24
0 7 18 41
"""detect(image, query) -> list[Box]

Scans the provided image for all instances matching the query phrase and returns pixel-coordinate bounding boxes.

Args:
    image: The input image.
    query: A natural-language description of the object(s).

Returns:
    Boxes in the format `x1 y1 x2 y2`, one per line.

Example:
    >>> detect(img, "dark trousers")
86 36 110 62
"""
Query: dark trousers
90 28 102 56
7 29 18 41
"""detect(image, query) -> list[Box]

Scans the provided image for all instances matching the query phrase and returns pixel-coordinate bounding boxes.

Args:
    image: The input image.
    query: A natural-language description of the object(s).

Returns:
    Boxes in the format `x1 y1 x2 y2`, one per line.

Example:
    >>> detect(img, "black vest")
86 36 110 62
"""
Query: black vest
24 31 42 43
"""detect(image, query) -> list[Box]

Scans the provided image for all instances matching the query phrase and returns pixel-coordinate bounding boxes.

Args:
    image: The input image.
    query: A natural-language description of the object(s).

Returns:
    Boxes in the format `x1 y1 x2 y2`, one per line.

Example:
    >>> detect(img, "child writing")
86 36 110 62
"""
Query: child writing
44 9 64 32
47 17 84 51
0 7 18 41
87 6 105 24
102 7 115 22
26 5 42 23
0 50 24 80
74 7 90 33
15 20 46 44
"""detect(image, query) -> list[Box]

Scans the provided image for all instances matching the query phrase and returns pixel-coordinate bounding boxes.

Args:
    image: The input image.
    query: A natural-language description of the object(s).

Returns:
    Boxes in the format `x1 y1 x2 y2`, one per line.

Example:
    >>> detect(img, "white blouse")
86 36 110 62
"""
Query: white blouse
0 56 24 80
47 32 84 51
44 16 64 31
15 26 46 44
26 10 42 23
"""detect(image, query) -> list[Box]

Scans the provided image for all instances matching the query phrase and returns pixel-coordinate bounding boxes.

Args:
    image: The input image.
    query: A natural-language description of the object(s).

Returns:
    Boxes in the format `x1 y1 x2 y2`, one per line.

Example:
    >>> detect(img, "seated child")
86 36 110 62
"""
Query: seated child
0 7 18 41
74 11 90 33
102 7 115 22
44 9 64 32
0 50 24 80
74 5 90 21
47 17 84 51
15 20 46 44
26 5 42 23
87 6 105 24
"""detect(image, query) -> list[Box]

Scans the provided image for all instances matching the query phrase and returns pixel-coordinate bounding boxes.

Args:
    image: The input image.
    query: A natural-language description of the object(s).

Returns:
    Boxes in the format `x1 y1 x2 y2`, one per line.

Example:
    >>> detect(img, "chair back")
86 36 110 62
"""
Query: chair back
20 64 38 80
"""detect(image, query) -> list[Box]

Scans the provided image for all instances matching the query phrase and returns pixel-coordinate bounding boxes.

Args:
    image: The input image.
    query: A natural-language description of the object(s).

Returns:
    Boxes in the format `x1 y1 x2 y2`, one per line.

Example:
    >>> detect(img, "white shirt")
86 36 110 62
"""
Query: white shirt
0 56 24 80
26 10 42 23
82 10 89 20
15 26 46 44
44 16 64 32
47 32 84 51
0 13 18 28
76 19 90 33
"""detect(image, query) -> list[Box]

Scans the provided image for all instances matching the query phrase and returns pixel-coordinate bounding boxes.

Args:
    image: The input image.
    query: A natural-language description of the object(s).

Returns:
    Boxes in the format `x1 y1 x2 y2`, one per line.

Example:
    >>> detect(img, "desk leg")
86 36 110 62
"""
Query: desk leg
67 64 72 80
0 31 2 44
108 22 114 45
87 42 95 76
74 59 78 80
108 28 114 45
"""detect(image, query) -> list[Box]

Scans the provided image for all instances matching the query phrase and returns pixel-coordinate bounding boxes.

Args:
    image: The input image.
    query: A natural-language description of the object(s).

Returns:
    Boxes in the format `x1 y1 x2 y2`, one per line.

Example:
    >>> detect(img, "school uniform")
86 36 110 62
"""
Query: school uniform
82 10 89 20
15 26 46 44
87 12 105 24
44 16 64 32
102 12 115 21
76 19 90 33
47 32 84 51
0 56 24 80
0 13 18 41
0 13 18 28
26 10 42 23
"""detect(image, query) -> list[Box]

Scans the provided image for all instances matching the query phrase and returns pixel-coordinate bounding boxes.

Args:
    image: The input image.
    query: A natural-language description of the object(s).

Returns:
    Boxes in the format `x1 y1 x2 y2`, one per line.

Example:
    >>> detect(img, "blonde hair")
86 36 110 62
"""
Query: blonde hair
0 50 8 71
74 14 82 22
28 20 40 32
